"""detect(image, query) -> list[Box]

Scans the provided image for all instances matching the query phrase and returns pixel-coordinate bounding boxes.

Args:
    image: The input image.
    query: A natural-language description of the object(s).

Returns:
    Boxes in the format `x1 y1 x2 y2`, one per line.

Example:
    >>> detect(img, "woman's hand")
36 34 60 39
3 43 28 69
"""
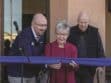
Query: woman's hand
48 63 61 69
69 60 78 68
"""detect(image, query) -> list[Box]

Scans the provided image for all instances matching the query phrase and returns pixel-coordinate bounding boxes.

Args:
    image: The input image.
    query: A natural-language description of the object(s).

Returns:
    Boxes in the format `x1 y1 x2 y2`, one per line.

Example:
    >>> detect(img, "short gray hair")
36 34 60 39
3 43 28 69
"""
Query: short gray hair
55 20 70 33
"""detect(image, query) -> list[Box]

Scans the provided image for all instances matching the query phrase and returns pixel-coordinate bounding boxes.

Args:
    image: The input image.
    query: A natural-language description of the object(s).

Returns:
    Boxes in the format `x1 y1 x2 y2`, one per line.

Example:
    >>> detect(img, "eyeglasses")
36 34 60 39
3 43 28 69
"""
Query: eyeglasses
35 23 47 27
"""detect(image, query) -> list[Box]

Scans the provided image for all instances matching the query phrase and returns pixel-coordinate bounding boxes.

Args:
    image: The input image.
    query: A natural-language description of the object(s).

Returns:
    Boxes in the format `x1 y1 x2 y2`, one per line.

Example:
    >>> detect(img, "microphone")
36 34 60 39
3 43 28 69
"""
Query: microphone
13 21 19 34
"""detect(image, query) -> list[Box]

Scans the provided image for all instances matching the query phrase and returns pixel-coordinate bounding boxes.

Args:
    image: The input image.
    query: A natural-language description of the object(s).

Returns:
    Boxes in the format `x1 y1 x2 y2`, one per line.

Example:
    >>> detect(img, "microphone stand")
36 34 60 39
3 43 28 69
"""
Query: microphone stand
19 48 24 83
19 47 31 83
13 21 19 35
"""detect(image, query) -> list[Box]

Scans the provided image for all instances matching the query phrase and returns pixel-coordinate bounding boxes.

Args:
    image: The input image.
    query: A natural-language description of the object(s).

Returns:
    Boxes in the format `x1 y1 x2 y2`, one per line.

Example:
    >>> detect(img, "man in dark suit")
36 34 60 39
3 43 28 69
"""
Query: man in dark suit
68 12 105 83
7 13 48 83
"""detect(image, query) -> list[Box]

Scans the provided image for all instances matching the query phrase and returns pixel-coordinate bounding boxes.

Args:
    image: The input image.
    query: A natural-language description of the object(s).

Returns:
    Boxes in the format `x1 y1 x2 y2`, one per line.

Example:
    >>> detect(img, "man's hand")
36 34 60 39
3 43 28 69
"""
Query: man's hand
48 63 61 69
96 67 104 73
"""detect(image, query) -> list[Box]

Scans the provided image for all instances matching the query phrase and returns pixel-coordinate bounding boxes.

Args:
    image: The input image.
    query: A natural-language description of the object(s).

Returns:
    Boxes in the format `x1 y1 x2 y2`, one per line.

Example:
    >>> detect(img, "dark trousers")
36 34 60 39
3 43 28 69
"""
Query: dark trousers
76 74 93 83
75 68 94 83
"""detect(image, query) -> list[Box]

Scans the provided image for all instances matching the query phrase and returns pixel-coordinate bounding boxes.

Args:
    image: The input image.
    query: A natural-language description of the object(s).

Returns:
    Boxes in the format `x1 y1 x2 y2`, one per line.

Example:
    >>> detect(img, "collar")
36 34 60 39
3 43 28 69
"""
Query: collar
53 40 67 48
31 26 38 38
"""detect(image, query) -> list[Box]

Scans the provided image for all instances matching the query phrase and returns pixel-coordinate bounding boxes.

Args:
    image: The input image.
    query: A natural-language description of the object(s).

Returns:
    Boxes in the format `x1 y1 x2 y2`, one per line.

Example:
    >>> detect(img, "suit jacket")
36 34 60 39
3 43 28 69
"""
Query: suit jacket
7 27 46 77
68 25 105 76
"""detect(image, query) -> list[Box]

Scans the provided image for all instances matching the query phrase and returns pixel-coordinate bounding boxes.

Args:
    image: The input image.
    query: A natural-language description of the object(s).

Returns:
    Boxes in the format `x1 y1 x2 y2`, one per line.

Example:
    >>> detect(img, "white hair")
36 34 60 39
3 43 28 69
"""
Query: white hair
55 20 70 33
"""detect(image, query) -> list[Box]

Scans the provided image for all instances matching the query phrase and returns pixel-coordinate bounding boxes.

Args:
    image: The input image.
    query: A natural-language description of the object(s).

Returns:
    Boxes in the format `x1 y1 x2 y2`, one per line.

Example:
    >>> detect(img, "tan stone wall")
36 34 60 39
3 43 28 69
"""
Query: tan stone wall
50 0 68 41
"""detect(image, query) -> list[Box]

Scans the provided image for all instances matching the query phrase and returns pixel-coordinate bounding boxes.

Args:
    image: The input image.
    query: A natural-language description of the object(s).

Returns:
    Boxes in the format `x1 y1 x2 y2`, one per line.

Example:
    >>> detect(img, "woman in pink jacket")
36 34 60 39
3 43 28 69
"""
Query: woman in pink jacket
45 21 78 83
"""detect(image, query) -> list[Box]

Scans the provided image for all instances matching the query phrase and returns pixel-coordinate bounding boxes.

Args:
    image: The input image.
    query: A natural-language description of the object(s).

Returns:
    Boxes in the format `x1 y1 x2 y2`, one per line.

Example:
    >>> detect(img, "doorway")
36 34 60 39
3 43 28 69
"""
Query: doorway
22 0 49 29
3 0 50 83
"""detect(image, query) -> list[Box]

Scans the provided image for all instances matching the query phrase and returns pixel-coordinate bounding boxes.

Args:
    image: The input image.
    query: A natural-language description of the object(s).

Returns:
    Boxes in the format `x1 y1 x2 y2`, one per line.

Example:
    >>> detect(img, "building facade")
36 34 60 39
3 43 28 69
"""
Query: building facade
0 0 111 83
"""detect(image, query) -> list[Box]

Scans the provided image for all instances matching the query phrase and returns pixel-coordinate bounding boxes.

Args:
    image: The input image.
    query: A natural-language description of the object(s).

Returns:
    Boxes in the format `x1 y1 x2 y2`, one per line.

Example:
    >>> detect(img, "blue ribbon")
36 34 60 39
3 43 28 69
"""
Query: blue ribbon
0 56 110 66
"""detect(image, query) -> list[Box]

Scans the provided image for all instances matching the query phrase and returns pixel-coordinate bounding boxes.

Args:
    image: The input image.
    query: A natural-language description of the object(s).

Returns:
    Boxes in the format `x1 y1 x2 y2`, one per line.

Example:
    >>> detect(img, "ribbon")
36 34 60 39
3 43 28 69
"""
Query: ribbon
0 56 110 66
